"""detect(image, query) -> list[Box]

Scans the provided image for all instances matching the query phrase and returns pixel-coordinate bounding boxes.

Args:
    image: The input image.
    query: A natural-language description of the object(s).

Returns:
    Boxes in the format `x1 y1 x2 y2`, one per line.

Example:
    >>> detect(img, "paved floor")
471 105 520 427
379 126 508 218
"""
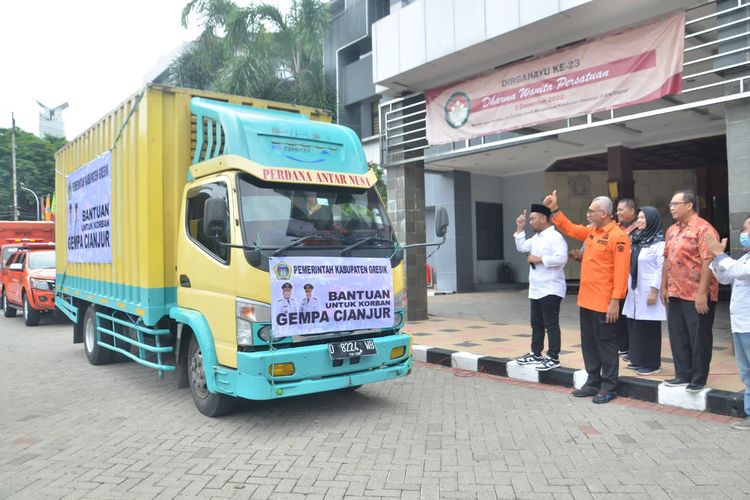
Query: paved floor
1 315 750 499
404 288 742 393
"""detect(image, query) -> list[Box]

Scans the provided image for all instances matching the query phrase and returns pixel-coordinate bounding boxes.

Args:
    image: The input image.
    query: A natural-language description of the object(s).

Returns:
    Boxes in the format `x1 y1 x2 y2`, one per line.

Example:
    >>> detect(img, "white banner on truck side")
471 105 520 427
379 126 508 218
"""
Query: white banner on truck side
269 256 394 339
66 151 112 263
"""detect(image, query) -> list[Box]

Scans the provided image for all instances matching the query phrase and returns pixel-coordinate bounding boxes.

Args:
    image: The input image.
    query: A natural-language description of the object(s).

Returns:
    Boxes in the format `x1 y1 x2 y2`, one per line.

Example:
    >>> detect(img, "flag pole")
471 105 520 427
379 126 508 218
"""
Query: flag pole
11 113 18 221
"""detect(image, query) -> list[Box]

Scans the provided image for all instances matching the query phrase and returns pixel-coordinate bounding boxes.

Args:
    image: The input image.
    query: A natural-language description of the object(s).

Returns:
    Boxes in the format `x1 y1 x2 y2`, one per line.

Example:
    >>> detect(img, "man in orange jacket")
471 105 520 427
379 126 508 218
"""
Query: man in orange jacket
544 190 631 404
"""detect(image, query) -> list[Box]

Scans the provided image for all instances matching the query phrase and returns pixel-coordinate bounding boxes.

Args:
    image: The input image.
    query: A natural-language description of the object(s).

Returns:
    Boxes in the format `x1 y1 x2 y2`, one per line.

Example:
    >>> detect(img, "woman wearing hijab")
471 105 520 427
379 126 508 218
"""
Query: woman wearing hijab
622 206 667 375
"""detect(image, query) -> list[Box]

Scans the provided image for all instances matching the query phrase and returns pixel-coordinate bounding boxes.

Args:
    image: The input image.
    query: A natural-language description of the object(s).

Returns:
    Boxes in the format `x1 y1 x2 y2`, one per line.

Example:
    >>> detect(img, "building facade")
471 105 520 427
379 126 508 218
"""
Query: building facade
372 0 750 318
324 0 392 163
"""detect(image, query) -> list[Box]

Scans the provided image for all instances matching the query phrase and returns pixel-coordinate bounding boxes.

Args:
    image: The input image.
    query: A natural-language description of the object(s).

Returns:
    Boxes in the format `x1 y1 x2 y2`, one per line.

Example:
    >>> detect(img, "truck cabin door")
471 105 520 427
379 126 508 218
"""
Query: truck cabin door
7 252 25 302
178 177 239 368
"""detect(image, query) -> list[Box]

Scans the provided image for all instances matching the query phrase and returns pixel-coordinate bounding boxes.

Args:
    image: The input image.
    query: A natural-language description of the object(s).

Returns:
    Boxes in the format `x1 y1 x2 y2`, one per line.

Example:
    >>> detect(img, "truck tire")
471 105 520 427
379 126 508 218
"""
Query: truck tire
188 335 235 417
23 292 41 326
2 290 16 318
83 305 112 365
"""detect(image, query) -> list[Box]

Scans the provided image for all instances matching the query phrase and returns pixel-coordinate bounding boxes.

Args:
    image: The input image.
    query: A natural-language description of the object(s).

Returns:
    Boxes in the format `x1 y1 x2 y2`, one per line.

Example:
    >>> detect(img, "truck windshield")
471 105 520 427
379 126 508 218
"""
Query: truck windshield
237 173 395 250
28 251 56 270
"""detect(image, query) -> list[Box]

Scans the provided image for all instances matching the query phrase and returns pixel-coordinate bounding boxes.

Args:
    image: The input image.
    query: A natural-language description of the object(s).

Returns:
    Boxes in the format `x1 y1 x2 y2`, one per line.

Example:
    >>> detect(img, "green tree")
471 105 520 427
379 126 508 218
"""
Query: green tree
173 0 334 112
0 128 64 220
369 161 387 203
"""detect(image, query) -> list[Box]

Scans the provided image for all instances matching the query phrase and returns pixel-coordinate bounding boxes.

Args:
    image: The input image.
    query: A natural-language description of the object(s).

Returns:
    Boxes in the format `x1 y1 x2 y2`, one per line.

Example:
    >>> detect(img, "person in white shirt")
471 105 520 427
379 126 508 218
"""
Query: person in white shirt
298 283 320 314
275 282 299 315
708 215 750 430
513 204 569 371
622 206 666 375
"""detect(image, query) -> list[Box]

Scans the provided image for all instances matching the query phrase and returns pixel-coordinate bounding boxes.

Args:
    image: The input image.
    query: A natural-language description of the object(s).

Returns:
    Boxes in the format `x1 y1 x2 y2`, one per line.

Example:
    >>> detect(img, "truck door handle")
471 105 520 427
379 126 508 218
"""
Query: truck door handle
179 274 191 288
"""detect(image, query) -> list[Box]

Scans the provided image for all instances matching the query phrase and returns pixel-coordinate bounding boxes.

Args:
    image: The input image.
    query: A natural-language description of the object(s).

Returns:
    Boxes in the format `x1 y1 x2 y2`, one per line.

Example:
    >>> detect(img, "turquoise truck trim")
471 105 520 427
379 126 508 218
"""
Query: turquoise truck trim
190 97 368 173
171 306 410 400
95 310 175 377
55 274 176 326
169 306 220 393
55 293 79 323
220 334 411 400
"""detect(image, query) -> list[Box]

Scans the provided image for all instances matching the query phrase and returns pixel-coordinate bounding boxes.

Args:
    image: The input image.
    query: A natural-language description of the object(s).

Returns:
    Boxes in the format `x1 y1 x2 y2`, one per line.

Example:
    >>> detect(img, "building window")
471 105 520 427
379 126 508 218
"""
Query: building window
371 101 380 136
475 202 503 260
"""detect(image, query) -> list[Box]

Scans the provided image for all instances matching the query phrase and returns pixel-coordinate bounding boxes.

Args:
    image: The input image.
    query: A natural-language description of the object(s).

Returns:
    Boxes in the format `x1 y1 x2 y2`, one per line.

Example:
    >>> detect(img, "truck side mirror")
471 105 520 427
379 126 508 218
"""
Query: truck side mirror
435 206 449 238
9 263 23 271
203 198 228 238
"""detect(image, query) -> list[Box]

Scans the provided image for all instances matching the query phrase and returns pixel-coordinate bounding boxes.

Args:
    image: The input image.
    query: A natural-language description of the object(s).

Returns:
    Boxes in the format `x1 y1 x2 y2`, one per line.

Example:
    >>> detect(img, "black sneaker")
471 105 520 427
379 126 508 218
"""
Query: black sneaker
535 356 560 371
618 350 629 356
663 378 689 387
572 386 598 397
625 363 642 371
516 352 543 365
686 383 705 393
592 391 617 404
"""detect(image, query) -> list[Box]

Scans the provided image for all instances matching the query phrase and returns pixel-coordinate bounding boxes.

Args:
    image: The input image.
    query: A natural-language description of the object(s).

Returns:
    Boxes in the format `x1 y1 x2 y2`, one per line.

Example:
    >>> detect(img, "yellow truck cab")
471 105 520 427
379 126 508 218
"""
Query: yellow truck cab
55 85 445 416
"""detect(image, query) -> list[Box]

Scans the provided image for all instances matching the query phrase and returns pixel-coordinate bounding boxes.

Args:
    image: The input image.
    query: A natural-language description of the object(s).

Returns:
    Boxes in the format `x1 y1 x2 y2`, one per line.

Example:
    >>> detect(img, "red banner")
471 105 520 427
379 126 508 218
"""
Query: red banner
424 12 685 145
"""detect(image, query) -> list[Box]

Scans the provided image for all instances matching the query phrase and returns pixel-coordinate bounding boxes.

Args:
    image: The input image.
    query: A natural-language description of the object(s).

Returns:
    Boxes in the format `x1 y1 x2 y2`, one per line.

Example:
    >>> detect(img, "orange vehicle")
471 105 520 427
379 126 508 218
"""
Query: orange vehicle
1 243 56 326
0 221 55 277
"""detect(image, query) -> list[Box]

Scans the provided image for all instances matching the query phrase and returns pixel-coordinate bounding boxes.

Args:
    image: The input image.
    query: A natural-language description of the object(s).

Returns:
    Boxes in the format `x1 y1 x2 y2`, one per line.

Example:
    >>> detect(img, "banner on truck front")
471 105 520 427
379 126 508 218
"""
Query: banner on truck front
66 151 112 263
269 256 394 338
424 12 685 144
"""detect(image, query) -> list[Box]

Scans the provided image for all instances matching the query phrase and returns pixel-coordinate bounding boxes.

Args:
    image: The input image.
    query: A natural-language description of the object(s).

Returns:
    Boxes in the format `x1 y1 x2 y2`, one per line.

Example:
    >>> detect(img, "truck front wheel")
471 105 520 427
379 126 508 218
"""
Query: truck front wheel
83 305 112 365
23 292 41 326
2 290 16 318
188 335 235 417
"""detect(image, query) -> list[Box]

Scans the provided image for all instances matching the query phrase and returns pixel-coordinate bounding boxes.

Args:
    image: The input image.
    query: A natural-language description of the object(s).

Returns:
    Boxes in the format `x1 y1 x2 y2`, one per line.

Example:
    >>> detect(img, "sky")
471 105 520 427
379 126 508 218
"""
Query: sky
0 0 293 140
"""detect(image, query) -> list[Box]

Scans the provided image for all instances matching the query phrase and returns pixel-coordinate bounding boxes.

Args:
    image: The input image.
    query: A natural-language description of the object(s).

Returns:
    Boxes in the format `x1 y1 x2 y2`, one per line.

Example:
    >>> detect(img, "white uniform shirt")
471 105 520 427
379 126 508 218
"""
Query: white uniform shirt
710 252 750 333
299 296 320 314
622 241 666 321
514 226 568 300
275 297 298 314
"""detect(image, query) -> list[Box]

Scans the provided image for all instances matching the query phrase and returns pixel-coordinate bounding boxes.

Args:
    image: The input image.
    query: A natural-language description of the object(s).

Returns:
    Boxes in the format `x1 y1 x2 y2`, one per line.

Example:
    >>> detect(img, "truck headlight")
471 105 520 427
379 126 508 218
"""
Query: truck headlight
236 298 271 346
30 278 50 291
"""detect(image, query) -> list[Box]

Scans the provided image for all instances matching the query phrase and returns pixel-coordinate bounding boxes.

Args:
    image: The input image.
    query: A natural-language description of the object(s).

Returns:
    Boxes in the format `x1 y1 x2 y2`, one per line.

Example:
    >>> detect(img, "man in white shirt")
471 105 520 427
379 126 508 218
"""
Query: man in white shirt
299 283 320 314
708 215 750 430
514 204 569 371
275 282 299 315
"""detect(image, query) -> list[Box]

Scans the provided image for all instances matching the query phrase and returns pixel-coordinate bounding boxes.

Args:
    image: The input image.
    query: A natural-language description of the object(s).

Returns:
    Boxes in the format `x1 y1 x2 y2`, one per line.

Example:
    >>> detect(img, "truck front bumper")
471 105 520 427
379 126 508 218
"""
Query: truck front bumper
212 334 412 400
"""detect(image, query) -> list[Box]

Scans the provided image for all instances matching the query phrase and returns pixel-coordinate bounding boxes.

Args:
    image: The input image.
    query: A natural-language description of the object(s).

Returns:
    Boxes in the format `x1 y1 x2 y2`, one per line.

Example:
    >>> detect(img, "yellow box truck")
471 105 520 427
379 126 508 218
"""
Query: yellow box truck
55 85 447 416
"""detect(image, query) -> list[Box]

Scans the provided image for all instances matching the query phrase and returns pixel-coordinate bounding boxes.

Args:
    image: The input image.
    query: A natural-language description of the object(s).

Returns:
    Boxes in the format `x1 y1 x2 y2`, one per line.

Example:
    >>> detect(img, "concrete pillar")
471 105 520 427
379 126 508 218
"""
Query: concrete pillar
453 171 474 292
724 100 750 259
387 161 428 320
607 146 635 202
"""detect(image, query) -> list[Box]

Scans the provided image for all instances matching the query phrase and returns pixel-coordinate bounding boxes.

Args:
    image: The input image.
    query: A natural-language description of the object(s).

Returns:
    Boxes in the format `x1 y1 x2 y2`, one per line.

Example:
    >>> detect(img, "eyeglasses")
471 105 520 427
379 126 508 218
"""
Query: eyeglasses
586 209 605 215
669 201 689 207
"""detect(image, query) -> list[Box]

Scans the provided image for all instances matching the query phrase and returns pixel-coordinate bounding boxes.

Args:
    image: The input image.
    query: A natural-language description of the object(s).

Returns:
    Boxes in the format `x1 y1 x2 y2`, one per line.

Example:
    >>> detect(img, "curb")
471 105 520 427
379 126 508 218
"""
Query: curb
412 345 747 418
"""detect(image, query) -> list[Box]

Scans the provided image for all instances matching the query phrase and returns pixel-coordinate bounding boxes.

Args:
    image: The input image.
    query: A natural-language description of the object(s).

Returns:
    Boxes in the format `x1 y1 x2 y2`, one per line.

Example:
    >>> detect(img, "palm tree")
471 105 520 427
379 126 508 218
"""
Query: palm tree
173 0 334 112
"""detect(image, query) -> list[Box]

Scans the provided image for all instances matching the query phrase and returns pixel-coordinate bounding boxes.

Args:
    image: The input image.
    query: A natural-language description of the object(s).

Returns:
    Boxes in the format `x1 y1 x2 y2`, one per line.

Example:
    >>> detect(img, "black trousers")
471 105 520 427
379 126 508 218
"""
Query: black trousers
580 307 619 393
627 318 662 369
614 300 629 353
530 294 562 359
667 298 716 386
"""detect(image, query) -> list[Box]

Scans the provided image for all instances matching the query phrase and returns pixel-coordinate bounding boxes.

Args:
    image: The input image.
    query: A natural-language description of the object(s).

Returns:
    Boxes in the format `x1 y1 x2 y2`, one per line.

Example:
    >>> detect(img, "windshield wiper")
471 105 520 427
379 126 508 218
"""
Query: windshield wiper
273 235 314 256
340 236 393 255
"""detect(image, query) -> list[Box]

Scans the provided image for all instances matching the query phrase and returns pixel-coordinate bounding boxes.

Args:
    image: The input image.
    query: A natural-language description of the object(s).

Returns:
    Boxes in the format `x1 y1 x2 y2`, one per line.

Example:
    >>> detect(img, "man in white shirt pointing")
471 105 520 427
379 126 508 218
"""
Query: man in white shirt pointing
514 204 569 371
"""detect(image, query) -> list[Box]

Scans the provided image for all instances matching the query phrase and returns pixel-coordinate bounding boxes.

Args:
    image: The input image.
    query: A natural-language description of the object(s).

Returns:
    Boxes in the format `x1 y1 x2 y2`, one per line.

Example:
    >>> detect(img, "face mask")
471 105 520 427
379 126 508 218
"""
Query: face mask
740 232 750 249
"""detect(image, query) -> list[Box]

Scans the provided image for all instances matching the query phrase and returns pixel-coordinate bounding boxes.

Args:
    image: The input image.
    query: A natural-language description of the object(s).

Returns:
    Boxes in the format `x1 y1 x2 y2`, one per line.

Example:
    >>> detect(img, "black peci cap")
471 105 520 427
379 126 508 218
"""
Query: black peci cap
530 203 552 218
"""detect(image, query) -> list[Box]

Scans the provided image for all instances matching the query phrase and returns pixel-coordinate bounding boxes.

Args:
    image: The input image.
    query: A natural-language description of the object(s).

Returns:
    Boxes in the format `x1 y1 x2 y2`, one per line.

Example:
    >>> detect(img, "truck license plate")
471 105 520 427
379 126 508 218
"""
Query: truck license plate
328 339 377 360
